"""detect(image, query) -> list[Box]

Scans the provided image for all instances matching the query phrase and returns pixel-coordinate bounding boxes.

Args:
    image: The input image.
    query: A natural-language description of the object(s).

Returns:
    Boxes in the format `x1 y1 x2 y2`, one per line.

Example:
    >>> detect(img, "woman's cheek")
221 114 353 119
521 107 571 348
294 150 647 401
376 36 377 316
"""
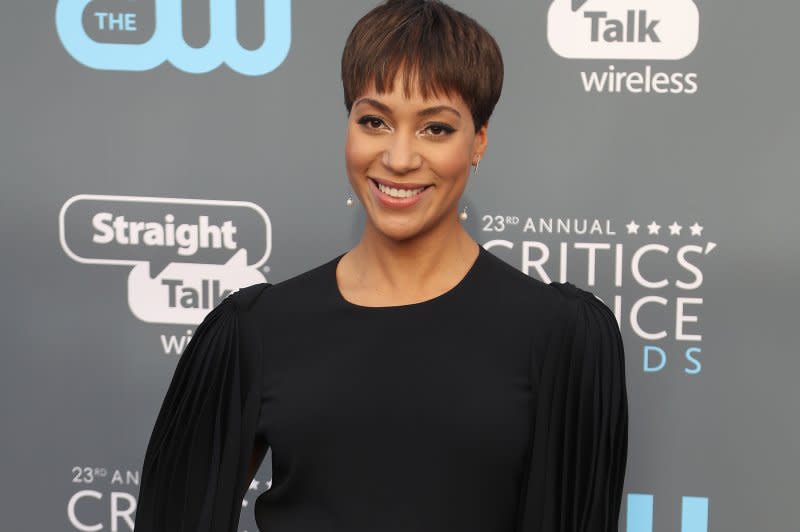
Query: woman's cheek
345 129 376 172
428 144 470 182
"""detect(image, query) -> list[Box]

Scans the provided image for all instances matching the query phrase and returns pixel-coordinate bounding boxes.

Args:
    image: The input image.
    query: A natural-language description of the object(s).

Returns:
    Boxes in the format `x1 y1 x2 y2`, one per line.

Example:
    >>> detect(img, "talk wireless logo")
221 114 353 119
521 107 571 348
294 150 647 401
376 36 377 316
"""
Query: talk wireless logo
55 0 291 76
547 0 700 94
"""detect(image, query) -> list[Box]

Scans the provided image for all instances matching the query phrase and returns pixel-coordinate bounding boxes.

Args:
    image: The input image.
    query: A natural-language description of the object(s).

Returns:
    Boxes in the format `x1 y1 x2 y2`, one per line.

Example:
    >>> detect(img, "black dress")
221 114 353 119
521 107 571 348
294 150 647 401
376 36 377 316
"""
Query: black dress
134 245 628 532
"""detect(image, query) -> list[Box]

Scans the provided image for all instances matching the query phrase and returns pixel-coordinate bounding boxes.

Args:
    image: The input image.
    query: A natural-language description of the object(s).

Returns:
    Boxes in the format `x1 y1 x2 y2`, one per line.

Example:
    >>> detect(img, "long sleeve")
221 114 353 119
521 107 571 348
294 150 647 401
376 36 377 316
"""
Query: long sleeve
134 283 273 532
516 282 628 532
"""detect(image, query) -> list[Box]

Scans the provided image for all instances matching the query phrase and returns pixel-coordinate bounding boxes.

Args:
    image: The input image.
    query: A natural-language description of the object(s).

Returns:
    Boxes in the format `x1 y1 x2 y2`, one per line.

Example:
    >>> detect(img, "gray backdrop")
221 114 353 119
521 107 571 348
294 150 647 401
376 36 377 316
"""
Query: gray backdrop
1 1 797 530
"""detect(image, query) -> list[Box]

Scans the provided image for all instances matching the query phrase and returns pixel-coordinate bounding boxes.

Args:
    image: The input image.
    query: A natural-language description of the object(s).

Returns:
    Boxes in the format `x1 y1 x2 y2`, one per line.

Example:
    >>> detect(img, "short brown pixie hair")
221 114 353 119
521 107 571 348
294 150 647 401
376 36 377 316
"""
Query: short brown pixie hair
341 0 504 132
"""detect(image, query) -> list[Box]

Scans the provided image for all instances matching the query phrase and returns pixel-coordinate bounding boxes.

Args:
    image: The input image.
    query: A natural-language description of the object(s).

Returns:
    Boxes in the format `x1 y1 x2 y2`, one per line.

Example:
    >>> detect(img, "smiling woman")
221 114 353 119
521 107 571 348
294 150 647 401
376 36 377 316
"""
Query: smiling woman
336 0 505 305
133 2 628 532
342 80 483 256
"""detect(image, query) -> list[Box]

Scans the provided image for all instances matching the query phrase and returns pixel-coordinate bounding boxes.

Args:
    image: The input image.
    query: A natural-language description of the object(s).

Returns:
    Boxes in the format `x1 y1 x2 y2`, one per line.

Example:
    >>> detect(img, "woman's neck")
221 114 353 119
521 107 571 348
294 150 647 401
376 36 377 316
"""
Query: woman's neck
338 221 479 306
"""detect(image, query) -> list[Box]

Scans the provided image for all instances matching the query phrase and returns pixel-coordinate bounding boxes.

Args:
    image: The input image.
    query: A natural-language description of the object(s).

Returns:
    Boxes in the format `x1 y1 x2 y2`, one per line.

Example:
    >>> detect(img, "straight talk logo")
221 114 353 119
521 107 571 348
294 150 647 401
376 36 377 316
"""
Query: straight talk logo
547 0 700 95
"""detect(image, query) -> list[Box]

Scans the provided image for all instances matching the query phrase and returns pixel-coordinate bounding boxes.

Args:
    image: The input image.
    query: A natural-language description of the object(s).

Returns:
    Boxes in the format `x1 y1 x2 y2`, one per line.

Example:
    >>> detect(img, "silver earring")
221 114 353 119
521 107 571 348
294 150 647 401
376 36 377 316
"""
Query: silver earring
459 157 480 221
346 195 354 207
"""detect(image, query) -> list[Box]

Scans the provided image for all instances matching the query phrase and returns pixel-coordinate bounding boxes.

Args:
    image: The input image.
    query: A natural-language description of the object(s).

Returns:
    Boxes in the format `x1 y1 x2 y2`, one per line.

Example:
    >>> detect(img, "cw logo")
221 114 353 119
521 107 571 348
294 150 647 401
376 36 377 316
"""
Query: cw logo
55 0 291 76
627 493 709 532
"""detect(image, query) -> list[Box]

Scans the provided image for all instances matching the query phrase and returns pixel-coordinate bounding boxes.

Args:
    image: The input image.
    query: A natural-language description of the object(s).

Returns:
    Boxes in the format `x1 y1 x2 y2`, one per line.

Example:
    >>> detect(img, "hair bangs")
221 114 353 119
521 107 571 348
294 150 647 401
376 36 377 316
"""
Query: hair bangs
342 0 503 131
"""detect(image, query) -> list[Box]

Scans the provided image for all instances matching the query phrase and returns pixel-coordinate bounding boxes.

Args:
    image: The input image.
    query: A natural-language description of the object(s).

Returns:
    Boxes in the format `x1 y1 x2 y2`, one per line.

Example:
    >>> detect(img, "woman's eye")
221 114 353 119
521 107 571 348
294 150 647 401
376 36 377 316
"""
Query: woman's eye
424 124 455 136
357 116 386 130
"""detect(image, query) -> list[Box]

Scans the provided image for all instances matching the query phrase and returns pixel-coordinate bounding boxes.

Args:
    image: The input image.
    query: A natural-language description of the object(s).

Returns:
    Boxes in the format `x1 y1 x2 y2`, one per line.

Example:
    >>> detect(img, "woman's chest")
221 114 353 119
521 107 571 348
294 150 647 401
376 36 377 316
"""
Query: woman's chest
257 309 536 472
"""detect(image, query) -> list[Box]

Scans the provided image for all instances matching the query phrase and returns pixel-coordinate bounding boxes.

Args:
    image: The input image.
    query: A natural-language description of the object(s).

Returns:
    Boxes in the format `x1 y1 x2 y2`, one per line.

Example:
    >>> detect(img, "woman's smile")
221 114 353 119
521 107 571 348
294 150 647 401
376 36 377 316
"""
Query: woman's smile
368 176 434 209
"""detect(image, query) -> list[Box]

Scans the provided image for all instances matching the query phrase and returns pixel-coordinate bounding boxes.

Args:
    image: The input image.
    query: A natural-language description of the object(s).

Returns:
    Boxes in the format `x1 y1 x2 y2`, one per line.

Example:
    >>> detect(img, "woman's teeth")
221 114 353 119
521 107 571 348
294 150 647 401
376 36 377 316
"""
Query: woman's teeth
376 181 427 198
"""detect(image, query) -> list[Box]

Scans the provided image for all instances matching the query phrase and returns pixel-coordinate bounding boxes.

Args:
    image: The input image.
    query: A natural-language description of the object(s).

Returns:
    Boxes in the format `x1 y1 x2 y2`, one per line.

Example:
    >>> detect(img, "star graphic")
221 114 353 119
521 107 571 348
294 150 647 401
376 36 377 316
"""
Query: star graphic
689 222 704 236
249 479 261 490
626 220 640 234
668 221 682 235
647 221 661 235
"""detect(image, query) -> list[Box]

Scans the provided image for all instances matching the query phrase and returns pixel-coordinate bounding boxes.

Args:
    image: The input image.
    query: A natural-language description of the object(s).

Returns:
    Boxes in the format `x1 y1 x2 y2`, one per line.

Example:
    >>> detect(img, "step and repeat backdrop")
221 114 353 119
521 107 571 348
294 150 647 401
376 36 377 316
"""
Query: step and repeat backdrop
1 1 797 531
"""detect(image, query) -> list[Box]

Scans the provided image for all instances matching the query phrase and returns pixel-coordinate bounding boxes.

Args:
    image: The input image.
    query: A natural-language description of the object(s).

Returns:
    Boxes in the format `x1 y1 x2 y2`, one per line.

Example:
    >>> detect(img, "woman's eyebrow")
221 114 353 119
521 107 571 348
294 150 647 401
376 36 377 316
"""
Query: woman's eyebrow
354 98 461 119
354 98 392 114
418 105 461 119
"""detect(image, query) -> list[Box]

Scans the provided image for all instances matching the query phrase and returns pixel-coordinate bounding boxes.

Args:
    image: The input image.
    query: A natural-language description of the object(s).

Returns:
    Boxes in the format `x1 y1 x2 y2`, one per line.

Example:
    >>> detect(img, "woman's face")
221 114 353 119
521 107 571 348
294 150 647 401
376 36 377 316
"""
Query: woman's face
345 73 487 243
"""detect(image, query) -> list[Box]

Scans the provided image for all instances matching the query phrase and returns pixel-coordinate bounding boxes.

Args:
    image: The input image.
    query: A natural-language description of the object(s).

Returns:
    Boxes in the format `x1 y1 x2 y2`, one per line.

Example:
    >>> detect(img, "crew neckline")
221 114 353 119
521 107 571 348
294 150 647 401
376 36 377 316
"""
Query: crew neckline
332 245 485 310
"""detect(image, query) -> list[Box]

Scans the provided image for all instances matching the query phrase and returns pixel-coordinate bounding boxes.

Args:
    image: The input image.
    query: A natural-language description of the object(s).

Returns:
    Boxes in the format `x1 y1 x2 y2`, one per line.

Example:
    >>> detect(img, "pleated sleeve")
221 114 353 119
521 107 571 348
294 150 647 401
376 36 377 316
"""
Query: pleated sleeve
516 282 628 532
134 283 273 532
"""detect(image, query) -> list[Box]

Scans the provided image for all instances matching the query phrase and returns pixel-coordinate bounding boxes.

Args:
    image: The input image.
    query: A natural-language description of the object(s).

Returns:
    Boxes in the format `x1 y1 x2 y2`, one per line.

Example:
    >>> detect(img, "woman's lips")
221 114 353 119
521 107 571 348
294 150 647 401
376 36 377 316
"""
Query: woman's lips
368 177 432 209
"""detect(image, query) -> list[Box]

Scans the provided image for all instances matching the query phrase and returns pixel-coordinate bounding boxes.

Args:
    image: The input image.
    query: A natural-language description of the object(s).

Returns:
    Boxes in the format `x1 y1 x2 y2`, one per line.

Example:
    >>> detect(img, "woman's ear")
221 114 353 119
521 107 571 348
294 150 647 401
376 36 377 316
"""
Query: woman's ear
474 121 489 160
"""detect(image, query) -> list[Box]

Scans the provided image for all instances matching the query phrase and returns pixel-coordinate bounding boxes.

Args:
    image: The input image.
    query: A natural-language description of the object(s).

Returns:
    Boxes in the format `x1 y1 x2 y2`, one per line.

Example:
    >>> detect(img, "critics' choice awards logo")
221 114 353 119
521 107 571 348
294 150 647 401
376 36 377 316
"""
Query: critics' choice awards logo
480 215 716 377
547 0 700 94
68 464 271 531
59 194 271 325
55 0 291 75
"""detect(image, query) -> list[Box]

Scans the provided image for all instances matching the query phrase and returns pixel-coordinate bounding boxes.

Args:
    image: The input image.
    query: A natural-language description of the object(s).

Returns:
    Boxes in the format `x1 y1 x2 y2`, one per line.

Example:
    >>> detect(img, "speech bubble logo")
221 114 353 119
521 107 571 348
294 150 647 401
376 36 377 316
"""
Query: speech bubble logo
128 248 267 324
548 0 699 60
60 194 272 325
55 0 291 76
59 194 271 278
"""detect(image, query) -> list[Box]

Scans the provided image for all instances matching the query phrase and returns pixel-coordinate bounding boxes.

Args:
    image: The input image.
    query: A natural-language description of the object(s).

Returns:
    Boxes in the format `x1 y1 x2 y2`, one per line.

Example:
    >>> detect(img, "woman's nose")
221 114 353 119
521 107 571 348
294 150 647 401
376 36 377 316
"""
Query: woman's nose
381 134 422 174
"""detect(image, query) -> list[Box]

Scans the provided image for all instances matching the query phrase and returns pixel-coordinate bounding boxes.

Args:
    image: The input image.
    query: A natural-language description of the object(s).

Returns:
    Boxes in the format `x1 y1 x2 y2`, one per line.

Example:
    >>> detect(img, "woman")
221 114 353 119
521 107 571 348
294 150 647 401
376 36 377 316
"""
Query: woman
134 1 628 531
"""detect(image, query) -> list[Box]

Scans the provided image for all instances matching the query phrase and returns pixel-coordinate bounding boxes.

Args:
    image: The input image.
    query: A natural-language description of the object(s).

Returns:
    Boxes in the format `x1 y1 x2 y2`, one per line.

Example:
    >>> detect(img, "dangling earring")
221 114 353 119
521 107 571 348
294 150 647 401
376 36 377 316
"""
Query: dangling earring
459 156 480 222
346 194 354 207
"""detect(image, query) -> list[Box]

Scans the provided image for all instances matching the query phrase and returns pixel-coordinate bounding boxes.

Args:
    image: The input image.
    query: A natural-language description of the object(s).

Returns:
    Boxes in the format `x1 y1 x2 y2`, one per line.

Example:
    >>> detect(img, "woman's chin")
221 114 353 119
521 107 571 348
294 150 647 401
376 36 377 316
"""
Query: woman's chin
367 215 430 242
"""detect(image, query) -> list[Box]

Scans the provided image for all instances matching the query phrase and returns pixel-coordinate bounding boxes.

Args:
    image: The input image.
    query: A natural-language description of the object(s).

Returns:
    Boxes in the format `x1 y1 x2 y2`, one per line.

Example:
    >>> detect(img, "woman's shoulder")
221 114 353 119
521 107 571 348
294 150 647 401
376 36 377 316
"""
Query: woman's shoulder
478 248 613 322
478 248 567 308
226 253 340 313
548 281 617 326
481 253 626 373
